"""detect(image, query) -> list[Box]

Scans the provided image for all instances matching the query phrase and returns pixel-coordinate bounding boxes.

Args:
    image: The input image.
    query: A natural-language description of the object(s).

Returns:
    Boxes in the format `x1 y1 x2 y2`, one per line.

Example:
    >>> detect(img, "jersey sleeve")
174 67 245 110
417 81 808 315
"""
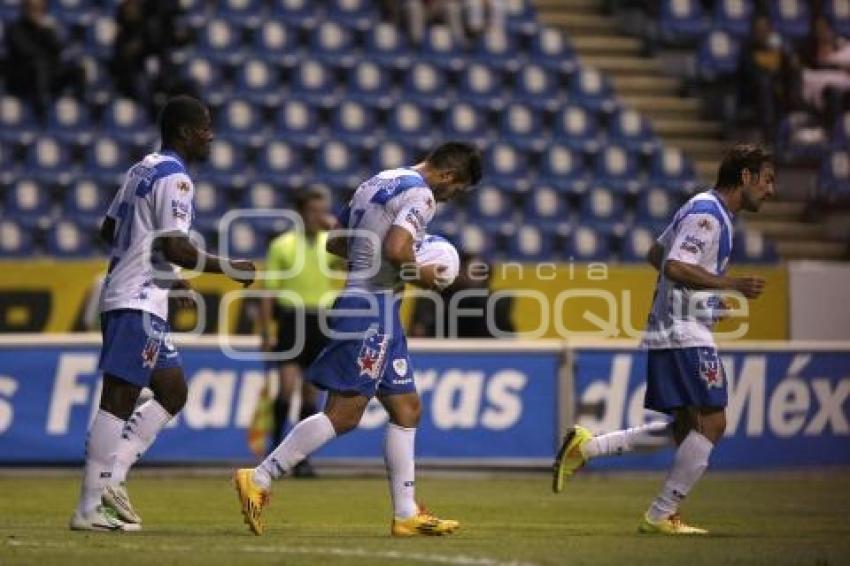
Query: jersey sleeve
391 187 436 237
666 213 720 267
153 173 194 235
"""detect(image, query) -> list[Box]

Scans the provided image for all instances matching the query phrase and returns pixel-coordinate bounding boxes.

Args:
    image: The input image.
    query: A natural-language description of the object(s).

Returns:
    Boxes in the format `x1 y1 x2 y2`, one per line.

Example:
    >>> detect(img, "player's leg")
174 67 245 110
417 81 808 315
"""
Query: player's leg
270 362 300 450
292 376 321 478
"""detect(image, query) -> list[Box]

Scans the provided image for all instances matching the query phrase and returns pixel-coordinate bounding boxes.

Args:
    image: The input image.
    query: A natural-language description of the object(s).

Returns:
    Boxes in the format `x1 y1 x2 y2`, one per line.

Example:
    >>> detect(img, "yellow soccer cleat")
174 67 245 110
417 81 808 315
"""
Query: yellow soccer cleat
391 504 460 537
552 425 593 493
639 513 709 535
233 468 270 536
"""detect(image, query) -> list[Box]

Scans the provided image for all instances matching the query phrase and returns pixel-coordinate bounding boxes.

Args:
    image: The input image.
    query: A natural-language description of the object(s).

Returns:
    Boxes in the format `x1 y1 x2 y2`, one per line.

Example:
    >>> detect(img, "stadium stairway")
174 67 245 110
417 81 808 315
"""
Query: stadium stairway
533 0 850 261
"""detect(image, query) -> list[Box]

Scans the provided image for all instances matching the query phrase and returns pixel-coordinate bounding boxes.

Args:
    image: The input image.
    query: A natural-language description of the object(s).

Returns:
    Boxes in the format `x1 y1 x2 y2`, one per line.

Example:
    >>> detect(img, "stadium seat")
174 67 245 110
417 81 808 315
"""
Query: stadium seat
524 185 568 225
371 140 413 172
53 0 93 26
457 223 493 257
819 150 850 196
226 220 268 258
86 16 117 59
218 0 263 28
608 109 658 155
696 29 741 81
199 139 247 188
769 0 811 41
183 57 227 107
595 145 641 193
198 18 244 65
508 224 554 261
310 21 356 68
364 23 412 70
775 112 829 163
824 0 850 38
529 27 577 75
565 225 610 261
386 102 433 150
832 112 850 149
580 187 625 232
498 103 544 151
538 144 589 194
514 63 561 111
102 98 154 147
403 62 449 111
235 58 282 105
25 136 73 185
429 203 462 240
553 104 599 153
330 101 379 149
327 0 376 31
620 226 657 262
650 147 699 193
289 58 337 107
47 220 94 258
0 95 37 145
457 63 506 110
240 181 285 210
505 0 538 36
47 96 92 145
0 219 35 258
5 179 51 228
732 231 778 263
713 0 754 38
569 68 617 114
80 55 113 104
468 185 513 223
473 30 521 73
218 99 265 147
346 61 395 109
189 180 226 231
442 102 489 146
659 0 710 45
484 143 530 192
635 187 676 228
314 141 362 188
275 98 322 148
85 137 127 184
421 25 464 71
64 179 107 229
253 21 298 65
271 0 319 30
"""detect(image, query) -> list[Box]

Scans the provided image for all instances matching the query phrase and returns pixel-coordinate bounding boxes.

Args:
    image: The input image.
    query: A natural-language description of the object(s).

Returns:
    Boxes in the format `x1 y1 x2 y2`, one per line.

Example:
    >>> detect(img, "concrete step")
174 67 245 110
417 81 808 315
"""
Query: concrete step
651 118 724 137
538 12 616 33
775 240 849 260
570 35 642 56
579 54 662 75
742 201 807 221
664 138 727 160
745 220 832 240
621 95 701 116
696 161 717 183
534 0 602 10
611 75 681 95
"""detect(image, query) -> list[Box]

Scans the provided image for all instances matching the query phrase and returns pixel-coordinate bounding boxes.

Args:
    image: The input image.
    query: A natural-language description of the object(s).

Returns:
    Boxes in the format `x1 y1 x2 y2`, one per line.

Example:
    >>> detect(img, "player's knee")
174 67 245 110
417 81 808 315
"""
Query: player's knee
153 379 187 416
395 397 421 428
328 411 361 435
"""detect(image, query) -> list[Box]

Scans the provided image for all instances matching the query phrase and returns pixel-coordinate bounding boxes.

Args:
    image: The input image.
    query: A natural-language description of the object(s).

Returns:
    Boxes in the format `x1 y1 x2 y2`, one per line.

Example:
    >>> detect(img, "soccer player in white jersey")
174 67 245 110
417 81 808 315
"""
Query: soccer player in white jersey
233 142 482 536
70 96 256 531
553 144 776 534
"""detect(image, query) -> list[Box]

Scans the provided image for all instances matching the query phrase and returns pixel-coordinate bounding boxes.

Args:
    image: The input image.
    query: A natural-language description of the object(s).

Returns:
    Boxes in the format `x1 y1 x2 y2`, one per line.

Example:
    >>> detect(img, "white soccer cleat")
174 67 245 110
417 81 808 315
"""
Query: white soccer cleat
69 504 141 532
102 483 142 525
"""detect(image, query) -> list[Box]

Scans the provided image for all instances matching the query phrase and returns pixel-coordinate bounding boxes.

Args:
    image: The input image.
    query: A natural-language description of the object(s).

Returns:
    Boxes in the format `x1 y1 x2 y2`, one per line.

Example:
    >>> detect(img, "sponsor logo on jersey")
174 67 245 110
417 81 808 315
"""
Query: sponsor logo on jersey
406 208 426 231
680 234 706 255
172 199 190 220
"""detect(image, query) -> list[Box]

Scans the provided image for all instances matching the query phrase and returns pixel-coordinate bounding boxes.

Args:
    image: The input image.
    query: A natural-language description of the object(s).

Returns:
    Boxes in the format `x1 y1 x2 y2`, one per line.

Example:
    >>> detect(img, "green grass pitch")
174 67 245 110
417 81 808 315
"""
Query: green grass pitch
1 472 849 565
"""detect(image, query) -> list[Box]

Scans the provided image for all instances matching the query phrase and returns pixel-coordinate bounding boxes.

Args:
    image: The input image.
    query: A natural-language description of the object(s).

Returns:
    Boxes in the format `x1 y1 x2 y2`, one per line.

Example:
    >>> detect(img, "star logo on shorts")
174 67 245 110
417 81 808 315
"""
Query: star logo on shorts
356 324 388 380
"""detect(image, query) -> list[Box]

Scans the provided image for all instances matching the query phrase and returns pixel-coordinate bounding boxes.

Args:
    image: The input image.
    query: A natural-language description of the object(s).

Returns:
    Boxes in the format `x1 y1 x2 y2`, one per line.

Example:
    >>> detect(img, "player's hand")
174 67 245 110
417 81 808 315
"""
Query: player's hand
733 276 766 299
229 259 256 287
170 278 196 309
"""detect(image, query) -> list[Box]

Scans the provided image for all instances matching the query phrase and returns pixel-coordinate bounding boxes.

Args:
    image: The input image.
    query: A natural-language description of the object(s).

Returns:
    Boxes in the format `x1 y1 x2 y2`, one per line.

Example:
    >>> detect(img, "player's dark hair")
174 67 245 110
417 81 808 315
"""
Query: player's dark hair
158 95 208 145
715 144 773 190
294 185 330 211
426 142 483 186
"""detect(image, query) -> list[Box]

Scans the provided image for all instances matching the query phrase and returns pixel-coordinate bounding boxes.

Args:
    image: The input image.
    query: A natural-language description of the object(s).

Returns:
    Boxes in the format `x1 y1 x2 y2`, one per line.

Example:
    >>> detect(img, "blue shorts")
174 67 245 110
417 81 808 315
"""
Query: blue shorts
99 309 182 387
645 347 727 413
306 291 415 398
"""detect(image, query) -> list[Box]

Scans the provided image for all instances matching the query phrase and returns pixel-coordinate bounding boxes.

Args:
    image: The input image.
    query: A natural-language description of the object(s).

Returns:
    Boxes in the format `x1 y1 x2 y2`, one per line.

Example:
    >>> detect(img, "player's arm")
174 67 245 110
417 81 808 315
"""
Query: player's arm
326 204 349 258
647 241 664 271
100 216 116 246
386 189 445 289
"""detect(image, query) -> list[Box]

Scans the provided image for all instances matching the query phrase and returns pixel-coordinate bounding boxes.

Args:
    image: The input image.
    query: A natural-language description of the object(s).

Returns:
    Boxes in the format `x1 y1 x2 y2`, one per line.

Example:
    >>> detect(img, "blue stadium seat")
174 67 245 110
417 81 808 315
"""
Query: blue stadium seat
565 225 610 261
53 0 94 26
0 95 37 145
553 104 599 153
289 58 337 107
824 0 850 38
697 29 741 81
635 187 676 228
608 109 658 154
327 0 376 31
199 139 246 187
595 145 641 193
235 58 282 105
188 181 225 231
254 21 298 65
80 56 114 104
659 0 709 45
330 101 378 148
819 150 850 196
47 220 93 258
468 185 513 223
310 21 356 68
0 219 34 258
346 61 395 109
505 0 538 36
102 98 154 147
775 113 829 163
421 25 463 71
580 187 625 232
226 219 268 258
25 136 73 185
364 23 412 70
86 137 127 184
508 224 554 261
442 102 489 146
86 16 117 59
538 144 589 194
569 68 617 114
218 99 265 147
650 147 699 193
529 27 577 75
732 231 778 263
275 98 322 148
403 62 449 111
240 181 285 210
271 0 319 30
769 0 811 42
219 0 263 28
713 0 754 38
198 19 244 65
514 63 561 111
371 141 413 172
458 223 493 258
6 179 51 228
620 226 657 262
429 204 461 241
474 30 521 73
314 141 362 187
832 112 850 149
47 96 92 145
183 57 227 106
524 185 568 224
64 179 107 229
386 102 433 150
457 63 505 110
498 103 544 151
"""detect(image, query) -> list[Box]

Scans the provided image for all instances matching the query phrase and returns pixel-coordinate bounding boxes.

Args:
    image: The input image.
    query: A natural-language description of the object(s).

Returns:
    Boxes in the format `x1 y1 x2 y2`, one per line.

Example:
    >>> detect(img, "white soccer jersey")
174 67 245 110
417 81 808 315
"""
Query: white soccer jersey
99 151 194 321
340 167 436 292
642 190 735 350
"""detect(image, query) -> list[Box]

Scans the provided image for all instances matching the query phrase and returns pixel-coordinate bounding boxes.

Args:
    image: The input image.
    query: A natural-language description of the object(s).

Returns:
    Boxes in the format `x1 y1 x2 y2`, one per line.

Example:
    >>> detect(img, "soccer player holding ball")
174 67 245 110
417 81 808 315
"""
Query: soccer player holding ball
553 144 775 535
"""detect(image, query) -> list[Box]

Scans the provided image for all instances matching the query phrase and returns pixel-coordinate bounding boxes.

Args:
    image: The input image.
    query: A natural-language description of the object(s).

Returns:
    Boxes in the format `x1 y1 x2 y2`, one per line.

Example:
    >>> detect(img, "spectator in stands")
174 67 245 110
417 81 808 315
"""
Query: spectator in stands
464 0 507 41
111 0 151 103
800 16 850 127
740 15 801 142
401 0 504 46
4 0 85 122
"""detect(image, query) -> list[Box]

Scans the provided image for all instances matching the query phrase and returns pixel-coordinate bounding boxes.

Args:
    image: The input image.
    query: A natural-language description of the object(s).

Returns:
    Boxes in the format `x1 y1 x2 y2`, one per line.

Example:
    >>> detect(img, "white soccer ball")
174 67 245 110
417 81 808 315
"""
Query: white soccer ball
415 234 460 290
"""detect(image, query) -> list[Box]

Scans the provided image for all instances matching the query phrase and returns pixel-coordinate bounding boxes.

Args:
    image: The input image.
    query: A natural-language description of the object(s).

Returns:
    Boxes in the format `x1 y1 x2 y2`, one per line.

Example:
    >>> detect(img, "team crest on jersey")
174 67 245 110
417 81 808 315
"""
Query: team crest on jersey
141 335 161 369
698 349 724 389
698 218 713 231
392 358 408 376
357 325 389 380
178 181 191 193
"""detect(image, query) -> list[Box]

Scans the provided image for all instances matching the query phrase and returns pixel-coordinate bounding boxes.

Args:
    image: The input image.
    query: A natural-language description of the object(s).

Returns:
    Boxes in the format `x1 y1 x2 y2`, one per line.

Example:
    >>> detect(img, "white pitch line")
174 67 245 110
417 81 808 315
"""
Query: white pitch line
5 539 538 566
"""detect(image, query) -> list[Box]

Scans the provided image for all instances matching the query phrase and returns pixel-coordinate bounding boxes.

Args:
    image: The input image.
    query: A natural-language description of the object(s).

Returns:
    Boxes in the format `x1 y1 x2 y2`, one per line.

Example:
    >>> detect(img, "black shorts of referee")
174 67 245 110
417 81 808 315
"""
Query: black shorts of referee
273 305 330 369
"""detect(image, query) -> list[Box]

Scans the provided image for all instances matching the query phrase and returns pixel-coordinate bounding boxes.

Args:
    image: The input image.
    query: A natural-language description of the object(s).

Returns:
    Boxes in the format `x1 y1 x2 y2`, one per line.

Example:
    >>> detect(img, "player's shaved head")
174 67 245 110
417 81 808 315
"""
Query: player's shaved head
425 142 483 187
159 95 209 146
715 144 773 190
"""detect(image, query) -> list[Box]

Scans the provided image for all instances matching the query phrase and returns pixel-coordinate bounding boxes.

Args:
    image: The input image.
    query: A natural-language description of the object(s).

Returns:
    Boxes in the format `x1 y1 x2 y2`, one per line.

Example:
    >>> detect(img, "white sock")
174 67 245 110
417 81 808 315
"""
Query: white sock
582 421 673 459
109 400 172 484
647 430 714 522
384 423 418 519
76 410 124 516
253 413 336 490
